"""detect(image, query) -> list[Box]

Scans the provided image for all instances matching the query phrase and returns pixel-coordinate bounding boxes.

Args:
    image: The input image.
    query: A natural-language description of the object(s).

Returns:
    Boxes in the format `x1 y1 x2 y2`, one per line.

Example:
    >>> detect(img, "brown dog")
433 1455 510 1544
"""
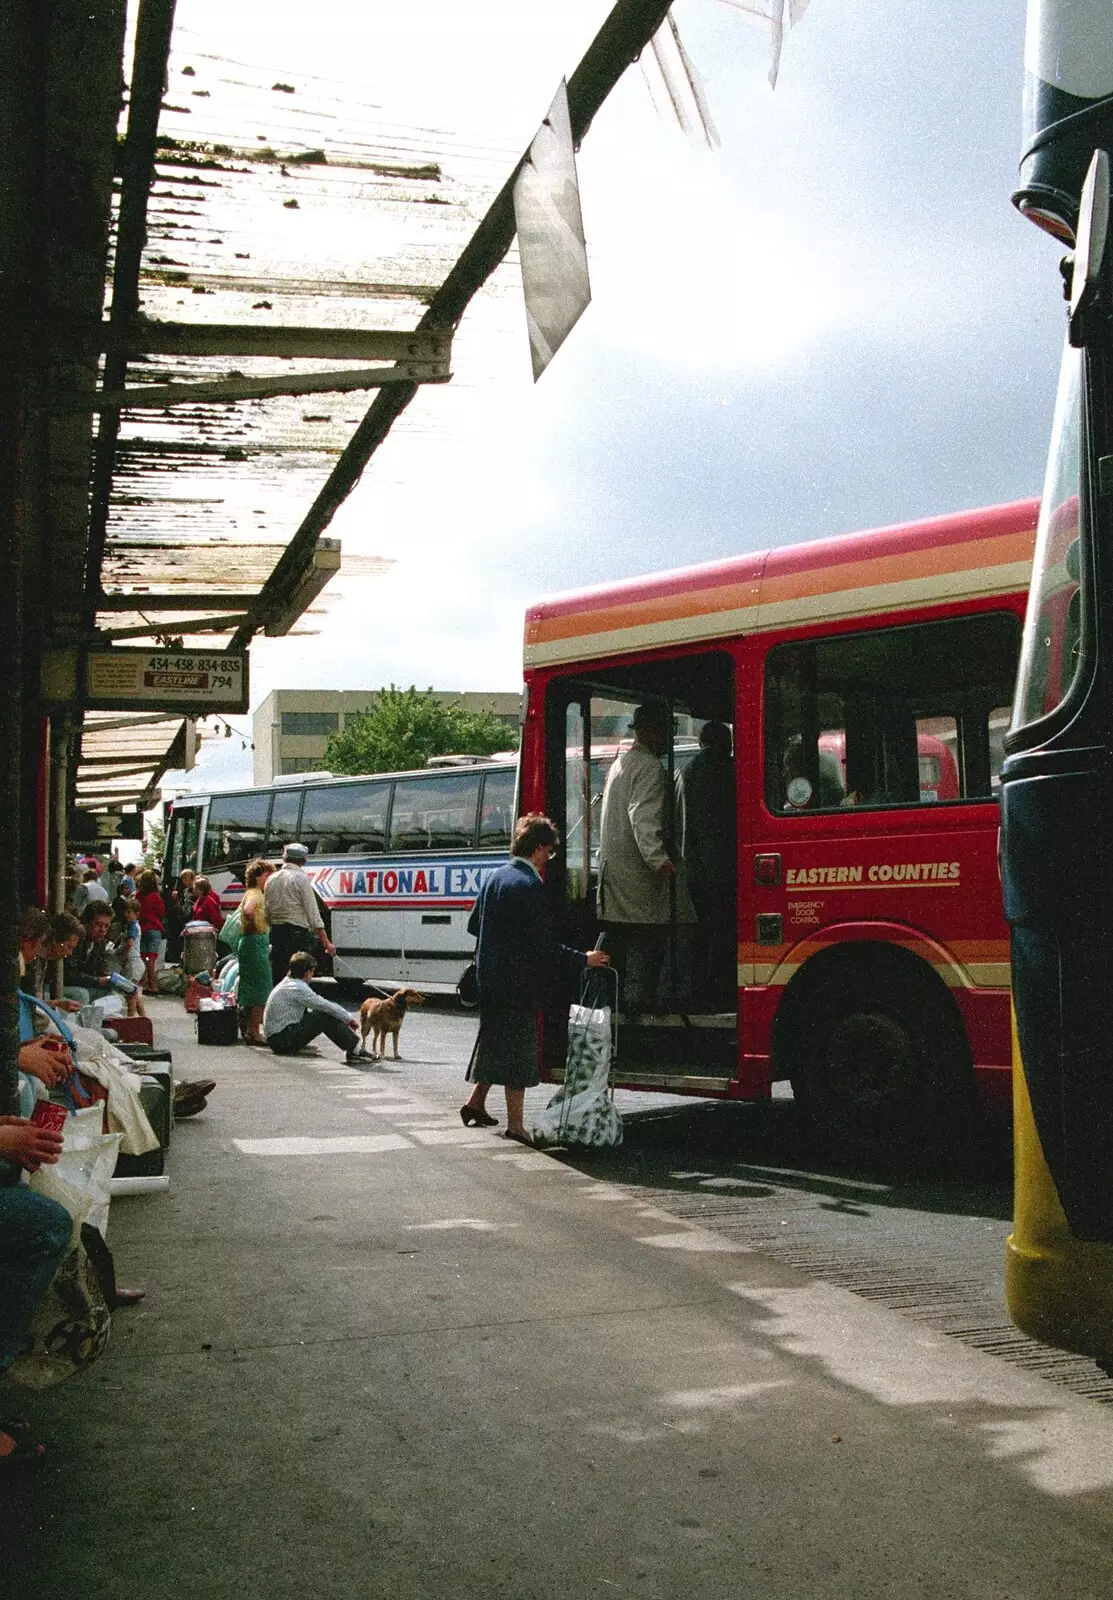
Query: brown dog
359 988 424 1060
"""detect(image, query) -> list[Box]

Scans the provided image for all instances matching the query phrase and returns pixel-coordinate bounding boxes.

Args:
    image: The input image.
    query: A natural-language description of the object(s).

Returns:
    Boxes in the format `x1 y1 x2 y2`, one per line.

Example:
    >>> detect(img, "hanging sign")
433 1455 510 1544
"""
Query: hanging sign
84 648 248 713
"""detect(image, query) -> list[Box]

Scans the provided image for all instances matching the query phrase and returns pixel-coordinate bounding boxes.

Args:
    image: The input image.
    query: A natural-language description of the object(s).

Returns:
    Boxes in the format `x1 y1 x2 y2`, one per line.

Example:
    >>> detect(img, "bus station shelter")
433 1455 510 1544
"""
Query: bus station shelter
0 0 675 1097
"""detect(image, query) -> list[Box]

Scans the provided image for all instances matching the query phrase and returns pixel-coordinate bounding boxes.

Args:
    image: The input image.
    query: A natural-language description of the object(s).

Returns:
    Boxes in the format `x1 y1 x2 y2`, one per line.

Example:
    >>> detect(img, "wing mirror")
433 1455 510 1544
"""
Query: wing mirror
1069 149 1110 347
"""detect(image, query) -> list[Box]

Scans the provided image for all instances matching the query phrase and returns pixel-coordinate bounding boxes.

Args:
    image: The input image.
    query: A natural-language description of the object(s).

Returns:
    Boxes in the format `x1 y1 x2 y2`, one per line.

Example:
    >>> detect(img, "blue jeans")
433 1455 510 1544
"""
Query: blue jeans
0 1184 72 1370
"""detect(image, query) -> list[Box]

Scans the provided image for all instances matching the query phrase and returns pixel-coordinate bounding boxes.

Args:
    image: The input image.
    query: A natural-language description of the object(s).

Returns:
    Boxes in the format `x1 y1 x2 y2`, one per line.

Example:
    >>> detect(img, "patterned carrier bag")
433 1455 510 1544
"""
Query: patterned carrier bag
535 966 622 1149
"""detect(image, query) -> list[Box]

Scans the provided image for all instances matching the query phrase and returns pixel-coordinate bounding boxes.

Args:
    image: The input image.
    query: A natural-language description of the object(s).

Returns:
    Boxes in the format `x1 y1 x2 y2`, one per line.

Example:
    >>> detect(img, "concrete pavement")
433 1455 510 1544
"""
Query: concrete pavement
4 997 1113 1598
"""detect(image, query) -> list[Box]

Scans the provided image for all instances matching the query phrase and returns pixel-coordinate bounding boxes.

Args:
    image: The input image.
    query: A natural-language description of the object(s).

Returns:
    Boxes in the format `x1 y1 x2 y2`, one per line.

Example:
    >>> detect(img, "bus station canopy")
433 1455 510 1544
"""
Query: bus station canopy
31 0 673 818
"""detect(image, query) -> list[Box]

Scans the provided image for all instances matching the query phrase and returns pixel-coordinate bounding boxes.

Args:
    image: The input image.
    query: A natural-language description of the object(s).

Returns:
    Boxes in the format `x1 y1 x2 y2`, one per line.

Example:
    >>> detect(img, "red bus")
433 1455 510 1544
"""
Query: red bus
520 498 1039 1162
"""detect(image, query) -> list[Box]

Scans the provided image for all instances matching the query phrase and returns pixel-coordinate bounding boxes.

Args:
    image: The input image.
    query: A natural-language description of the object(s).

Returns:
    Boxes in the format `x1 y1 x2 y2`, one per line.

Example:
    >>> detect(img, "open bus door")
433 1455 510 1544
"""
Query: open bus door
1000 148 1113 1368
543 652 739 1089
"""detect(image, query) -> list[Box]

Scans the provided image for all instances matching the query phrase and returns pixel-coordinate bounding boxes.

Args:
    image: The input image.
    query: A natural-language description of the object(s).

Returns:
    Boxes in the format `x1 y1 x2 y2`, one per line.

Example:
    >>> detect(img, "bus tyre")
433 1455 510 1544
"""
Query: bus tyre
787 957 977 1168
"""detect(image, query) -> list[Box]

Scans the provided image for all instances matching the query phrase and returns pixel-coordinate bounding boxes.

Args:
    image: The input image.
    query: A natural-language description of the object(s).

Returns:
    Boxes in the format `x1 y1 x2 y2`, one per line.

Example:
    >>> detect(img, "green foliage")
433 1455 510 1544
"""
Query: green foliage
144 819 166 868
323 686 517 776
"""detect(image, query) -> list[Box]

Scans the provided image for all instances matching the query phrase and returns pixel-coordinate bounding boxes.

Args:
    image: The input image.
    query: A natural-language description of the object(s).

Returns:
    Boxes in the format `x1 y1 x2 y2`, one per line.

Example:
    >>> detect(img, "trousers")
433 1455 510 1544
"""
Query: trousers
269 922 314 987
267 1011 359 1057
0 1184 72 1370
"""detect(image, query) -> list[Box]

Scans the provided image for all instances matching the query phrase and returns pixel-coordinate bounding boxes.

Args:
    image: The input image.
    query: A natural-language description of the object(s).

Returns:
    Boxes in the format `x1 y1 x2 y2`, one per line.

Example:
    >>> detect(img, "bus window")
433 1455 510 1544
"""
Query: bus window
268 788 303 849
301 781 388 854
390 772 481 851
765 611 1021 813
202 792 270 872
478 767 516 851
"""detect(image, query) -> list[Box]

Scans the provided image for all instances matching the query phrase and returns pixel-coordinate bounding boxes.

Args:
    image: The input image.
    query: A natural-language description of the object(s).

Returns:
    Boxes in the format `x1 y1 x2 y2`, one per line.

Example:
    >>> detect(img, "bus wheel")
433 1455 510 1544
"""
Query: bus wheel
787 961 974 1168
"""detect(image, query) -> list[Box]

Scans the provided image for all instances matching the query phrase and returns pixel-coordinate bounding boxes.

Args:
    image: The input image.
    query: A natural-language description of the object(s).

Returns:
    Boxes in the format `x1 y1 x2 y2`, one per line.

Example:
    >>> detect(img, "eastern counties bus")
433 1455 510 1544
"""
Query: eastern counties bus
519 498 1039 1163
162 758 517 991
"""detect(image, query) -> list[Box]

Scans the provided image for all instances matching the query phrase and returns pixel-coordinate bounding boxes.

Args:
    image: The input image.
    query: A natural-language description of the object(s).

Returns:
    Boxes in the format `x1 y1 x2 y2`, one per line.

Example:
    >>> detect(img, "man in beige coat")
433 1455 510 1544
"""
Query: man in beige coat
598 703 690 1013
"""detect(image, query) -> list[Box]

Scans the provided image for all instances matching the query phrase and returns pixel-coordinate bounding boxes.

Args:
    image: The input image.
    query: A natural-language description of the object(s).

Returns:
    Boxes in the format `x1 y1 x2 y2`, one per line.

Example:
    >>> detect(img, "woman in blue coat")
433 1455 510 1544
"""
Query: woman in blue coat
462 814 610 1145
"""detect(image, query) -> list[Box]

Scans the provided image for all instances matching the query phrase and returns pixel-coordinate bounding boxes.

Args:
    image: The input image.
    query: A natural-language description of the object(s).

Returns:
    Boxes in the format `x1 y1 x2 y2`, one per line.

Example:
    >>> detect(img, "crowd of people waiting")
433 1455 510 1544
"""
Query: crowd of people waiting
2 888 159 1467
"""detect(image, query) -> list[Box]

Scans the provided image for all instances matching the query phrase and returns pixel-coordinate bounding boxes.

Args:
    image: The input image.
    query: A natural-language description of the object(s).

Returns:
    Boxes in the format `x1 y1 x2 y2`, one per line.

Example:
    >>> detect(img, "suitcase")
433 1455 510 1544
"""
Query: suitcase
108 1015 154 1046
114 1074 169 1178
115 1047 174 1127
197 1004 239 1045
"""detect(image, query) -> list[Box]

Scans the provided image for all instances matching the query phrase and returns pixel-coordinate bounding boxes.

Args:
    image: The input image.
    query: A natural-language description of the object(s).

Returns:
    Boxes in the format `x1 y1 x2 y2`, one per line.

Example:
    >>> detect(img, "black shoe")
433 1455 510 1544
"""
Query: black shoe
460 1105 498 1128
175 1078 216 1100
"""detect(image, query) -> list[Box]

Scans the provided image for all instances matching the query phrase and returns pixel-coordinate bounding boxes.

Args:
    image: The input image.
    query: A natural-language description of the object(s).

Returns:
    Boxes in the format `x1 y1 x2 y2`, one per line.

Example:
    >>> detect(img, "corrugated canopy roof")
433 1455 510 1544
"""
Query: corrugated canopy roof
63 0 673 815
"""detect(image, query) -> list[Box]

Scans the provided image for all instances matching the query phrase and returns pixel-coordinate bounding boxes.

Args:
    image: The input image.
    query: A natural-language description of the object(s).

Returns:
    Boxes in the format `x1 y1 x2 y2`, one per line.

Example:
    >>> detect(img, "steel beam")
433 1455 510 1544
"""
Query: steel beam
107 320 452 363
98 594 260 611
100 614 249 640
62 360 449 412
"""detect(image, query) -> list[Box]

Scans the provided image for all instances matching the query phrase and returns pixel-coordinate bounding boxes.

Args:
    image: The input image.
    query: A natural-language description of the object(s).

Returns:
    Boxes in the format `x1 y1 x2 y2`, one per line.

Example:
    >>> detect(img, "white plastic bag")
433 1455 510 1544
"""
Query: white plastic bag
71 1024 160 1157
30 1106 122 1238
534 999 623 1149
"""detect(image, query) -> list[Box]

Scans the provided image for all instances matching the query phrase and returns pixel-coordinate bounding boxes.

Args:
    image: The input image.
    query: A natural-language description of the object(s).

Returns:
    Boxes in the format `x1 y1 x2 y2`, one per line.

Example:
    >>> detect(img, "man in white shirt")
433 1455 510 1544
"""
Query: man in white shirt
263 952 362 1060
264 842 336 986
598 703 689 1014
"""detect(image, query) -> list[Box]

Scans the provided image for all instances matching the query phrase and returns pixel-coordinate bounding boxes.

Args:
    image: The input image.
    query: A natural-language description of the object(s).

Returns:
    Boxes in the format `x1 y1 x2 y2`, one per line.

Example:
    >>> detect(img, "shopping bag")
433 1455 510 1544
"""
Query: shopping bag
11 1110 117 1390
7 1241 112 1391
534 969 623 1149
220 909 243 955
31 1105 121 1238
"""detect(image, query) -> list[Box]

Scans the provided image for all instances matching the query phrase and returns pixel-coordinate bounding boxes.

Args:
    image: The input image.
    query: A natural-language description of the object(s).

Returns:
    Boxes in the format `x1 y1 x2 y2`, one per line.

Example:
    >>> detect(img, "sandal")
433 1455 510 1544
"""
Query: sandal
0 1421 46 1469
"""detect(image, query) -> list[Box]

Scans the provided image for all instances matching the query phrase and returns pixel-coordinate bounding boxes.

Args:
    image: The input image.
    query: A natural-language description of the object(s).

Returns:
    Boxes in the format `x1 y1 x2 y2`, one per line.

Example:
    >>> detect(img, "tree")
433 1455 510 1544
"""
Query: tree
144 819 166 868
323 686 517 776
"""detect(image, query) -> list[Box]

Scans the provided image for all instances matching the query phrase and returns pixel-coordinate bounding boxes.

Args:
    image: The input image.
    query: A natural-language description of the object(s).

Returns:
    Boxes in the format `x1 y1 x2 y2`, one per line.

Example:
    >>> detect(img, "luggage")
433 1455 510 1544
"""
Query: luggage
114 1074 169 1178
197 1001 238 1045
108 1014 154 1046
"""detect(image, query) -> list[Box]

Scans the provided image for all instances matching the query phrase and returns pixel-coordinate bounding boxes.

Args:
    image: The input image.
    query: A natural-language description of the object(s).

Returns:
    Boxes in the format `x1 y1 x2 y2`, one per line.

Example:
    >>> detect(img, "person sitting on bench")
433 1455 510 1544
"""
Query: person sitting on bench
262 952 362 1061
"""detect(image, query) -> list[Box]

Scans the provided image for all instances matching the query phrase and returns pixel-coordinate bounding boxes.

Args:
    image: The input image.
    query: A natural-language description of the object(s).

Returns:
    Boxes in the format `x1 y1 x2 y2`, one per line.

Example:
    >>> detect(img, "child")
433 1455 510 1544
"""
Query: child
118 897 147 1018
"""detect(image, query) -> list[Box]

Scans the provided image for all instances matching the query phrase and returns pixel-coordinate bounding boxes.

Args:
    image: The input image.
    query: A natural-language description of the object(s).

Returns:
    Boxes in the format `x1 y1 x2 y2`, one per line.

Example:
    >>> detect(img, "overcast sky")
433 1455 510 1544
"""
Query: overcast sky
166 0 1067 794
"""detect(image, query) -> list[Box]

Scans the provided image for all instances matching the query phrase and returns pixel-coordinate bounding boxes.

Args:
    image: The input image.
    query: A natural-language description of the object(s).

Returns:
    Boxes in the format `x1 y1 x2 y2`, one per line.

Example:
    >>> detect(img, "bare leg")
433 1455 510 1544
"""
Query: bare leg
246 1005 265 1044
505 1086 527 1136
465 1082 491 1113
142 952 159 994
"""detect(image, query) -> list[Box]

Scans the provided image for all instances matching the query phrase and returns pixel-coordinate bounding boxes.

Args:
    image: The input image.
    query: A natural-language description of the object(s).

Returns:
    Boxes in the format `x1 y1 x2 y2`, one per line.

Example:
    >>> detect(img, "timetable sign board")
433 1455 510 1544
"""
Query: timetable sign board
85 648 248 713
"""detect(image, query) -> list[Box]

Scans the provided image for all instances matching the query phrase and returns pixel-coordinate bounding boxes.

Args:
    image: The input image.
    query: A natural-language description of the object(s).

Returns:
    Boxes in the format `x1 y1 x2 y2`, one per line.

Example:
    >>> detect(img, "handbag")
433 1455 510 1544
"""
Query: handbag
457 961 479 1009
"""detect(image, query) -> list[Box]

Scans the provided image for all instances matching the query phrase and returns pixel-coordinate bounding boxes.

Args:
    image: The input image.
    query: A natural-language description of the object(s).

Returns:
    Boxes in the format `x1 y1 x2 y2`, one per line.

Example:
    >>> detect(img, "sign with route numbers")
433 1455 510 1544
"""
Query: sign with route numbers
84 648 248 713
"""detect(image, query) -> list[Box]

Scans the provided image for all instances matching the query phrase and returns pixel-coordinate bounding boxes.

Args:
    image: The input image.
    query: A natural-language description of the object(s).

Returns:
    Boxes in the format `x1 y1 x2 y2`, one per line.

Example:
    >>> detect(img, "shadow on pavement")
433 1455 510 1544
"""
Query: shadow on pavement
550 1096 1015 1223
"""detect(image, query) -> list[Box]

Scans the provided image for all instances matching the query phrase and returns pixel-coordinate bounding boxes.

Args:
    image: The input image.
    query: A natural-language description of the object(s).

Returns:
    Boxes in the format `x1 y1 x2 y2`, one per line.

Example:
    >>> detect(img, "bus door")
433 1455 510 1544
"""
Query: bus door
164 801 204 880
545 650 738 1085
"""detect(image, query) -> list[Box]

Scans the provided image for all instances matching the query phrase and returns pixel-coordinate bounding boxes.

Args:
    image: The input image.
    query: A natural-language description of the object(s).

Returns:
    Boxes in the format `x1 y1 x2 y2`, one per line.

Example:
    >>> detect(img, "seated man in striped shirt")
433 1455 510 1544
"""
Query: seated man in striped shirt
262 952 362 1062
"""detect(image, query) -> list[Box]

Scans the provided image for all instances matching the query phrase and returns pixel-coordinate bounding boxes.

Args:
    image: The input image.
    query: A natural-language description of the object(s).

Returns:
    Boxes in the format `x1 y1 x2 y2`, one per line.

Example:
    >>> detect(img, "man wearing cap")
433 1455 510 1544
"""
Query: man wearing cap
598 703 688 1015
264 842 336 987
